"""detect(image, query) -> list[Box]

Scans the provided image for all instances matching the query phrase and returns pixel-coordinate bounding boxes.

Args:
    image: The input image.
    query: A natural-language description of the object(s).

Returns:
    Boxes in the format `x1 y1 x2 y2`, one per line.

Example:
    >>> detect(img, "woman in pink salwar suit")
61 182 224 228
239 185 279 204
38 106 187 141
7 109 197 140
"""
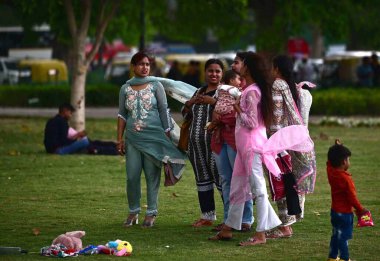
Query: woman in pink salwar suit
209 52 281 245
209 52 314 246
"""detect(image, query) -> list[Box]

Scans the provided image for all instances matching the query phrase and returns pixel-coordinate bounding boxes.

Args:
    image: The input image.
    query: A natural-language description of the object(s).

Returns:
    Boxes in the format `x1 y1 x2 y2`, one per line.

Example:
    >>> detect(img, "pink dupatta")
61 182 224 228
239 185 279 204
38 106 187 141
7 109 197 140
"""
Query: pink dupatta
229 84 314 205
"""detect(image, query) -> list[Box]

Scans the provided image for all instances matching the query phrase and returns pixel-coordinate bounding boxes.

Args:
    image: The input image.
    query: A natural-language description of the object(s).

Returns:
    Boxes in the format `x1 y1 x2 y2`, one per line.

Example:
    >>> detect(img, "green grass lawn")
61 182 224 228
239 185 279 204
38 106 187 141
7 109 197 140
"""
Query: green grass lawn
0 117 379 261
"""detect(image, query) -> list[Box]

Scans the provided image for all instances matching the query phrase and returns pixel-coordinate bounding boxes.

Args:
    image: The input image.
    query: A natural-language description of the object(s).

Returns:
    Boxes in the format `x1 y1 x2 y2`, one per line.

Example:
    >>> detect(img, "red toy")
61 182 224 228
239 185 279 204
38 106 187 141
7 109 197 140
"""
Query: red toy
357 210 374 227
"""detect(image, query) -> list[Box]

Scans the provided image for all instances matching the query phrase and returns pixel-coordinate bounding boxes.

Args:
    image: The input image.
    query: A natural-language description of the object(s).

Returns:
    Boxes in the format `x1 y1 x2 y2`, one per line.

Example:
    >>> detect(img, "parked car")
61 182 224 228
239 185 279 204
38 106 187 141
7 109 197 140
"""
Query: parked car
0 57 31 85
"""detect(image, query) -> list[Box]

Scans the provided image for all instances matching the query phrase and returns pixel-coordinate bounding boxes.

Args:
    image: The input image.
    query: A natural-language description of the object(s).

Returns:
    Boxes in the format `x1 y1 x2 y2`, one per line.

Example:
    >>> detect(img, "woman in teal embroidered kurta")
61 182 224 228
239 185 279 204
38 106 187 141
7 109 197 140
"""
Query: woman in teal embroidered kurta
117 52 186 227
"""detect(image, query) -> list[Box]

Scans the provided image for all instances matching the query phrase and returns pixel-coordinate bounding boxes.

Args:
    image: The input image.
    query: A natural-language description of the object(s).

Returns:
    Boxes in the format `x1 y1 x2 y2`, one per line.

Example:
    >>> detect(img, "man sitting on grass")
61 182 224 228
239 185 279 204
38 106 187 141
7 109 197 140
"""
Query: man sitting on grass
44 103 90 155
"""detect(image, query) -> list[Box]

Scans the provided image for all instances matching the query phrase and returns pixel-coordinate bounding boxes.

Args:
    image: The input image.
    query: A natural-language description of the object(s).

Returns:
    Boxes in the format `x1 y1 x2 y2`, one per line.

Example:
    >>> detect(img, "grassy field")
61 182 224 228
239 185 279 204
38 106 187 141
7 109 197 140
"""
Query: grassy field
0 117 379 261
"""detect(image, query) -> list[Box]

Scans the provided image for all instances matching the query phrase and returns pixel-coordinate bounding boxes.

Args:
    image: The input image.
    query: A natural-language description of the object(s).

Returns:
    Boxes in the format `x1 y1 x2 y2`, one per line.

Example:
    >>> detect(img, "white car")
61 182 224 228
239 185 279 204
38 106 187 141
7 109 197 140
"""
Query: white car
0 57 31 85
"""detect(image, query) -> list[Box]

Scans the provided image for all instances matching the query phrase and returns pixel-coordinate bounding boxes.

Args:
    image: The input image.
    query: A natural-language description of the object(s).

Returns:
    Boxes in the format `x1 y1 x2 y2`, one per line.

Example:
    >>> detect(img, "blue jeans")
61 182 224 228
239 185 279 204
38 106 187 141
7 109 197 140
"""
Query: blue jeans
328 209 353 260
213 143 253 225
56 137 90 155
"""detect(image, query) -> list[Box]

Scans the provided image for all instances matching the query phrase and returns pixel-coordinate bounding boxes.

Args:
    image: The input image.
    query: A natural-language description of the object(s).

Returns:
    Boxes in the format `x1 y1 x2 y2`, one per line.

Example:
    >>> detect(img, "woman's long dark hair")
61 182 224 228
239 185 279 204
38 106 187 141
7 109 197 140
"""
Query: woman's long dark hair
243 52 273 128
272 55 299 106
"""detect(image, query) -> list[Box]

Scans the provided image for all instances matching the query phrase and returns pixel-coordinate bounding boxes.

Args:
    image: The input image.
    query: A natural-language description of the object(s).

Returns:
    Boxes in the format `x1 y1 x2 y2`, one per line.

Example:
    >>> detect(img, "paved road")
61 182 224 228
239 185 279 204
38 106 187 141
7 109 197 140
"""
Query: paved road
1 107 378 125
0 107 119 118
0 107 184 122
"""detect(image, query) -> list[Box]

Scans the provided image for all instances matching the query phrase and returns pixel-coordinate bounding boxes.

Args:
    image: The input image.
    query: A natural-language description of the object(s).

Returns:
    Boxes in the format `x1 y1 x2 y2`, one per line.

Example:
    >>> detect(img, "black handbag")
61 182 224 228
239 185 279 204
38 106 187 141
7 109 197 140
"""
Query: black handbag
278 155 302 215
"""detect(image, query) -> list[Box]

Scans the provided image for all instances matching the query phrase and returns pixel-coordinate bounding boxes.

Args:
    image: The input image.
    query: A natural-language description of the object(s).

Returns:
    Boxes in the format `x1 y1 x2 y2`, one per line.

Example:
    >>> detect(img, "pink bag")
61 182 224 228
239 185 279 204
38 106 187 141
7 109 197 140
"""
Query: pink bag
268 153 292 201
357 210 374 227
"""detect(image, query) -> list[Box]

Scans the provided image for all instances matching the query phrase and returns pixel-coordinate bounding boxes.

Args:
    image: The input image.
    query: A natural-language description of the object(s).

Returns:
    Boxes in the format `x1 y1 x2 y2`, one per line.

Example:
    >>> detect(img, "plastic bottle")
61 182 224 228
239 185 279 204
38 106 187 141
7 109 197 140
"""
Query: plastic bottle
0 247 28 255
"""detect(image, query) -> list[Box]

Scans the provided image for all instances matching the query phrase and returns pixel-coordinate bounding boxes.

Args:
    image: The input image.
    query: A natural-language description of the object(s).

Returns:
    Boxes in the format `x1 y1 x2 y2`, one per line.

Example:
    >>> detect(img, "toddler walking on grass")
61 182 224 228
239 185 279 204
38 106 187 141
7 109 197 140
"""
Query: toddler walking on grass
326 140 368 261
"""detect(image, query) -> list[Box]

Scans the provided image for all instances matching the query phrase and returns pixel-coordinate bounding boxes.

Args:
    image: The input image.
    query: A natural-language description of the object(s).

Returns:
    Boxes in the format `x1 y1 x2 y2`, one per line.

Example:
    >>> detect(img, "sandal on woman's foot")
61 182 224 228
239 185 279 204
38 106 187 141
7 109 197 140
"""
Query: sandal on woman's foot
239 223 252 233
192 219 213 227
142 216 156 228
265 228 292 239
211 223 225 232
239 237 266 246
208 231 232 241
123 214 139 227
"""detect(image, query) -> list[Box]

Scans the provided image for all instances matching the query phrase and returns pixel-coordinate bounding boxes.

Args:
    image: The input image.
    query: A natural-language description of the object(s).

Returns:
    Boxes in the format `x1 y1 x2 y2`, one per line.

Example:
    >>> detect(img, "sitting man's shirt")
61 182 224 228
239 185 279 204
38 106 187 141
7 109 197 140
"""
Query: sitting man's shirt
44 114 74 153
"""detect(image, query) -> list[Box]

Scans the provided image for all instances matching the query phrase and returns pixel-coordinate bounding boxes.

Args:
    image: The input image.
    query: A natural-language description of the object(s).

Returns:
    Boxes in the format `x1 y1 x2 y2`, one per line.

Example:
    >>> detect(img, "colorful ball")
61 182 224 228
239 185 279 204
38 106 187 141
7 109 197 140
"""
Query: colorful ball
117 241 133 254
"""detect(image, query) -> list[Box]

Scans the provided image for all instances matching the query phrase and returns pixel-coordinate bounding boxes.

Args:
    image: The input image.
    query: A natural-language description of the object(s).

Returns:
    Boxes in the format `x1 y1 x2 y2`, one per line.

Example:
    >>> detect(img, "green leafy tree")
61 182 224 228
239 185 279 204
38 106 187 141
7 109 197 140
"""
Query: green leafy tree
250 0 354 56
9 0 249 129
249 0 380 56
13 0 121 130
347 0 380 50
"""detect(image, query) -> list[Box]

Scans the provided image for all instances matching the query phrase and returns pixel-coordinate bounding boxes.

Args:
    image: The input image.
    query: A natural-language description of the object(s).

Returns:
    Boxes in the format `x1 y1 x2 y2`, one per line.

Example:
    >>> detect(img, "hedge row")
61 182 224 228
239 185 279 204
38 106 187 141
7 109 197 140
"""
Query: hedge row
0 84 117 107
0 83 183 111
0 84 379 115
310 87 380 116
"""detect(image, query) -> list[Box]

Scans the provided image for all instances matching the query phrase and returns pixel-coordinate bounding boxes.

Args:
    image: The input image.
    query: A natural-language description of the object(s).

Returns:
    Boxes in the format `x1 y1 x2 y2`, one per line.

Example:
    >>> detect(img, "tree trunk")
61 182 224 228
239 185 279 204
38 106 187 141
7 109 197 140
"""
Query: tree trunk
64 0 120 130
311 26 324 58
70 64 87 131
70 31 88 130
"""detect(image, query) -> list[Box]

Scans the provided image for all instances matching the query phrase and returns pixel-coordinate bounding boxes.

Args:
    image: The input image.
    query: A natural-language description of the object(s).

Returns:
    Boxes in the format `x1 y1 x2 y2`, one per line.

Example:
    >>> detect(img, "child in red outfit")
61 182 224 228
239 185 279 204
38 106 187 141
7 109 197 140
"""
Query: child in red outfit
326 140 368 261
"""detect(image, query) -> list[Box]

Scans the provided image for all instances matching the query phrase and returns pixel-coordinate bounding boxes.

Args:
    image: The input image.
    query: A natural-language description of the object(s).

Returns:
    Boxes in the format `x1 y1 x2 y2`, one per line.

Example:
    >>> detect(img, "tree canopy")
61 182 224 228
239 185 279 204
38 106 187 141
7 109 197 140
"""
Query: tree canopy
250 0 380 53
3 0 380 55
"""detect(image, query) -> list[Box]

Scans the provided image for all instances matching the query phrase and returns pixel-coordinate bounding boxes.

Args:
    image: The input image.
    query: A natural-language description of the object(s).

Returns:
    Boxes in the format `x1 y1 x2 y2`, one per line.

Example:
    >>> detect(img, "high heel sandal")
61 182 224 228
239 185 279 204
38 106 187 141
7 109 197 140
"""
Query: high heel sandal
123 214 139 227
142 215 156 228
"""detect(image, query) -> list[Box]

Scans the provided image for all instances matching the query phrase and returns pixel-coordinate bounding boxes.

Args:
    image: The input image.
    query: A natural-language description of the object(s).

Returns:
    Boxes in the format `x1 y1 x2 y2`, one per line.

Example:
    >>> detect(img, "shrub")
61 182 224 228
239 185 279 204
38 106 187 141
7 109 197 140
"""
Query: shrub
2 85 378 115
0 83 183 111
310 87 380 116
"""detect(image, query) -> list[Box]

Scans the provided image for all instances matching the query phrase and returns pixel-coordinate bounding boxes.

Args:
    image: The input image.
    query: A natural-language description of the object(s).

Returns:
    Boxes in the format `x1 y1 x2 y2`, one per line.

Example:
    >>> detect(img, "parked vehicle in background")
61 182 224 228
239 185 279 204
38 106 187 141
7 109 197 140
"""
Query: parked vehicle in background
0 57 31 85
215 52 235 67
105 52 167 85
104 52 134 85
1 47 68 85
321 51 380 87
86 39 131 68
18 59 68 84
293 57 324 84
164 54 229 86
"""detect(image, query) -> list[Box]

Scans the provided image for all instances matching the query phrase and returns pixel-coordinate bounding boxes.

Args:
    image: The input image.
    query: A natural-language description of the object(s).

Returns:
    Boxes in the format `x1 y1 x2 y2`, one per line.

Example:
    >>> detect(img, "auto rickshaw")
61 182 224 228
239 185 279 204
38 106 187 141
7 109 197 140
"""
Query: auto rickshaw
18 59 68 84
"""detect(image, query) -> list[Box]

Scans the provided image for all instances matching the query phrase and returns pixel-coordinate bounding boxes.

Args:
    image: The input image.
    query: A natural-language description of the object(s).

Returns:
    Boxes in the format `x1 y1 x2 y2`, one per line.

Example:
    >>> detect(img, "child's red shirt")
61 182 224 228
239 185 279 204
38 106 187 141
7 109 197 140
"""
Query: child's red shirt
327 161 364 214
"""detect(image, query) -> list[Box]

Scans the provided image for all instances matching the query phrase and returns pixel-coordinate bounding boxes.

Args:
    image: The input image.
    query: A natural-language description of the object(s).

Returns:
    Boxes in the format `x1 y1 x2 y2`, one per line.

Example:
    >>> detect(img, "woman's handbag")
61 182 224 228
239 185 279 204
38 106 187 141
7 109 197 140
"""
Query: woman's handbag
279 155 302 215
177 118 191 152
268 153 291 201
164 163 179 186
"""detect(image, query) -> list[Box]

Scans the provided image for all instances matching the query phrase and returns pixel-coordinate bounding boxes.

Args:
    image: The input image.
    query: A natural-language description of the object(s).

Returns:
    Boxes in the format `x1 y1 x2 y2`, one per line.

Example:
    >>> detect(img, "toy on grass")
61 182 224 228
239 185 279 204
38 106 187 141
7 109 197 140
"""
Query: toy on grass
98 239 132 256
51 231 85 252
